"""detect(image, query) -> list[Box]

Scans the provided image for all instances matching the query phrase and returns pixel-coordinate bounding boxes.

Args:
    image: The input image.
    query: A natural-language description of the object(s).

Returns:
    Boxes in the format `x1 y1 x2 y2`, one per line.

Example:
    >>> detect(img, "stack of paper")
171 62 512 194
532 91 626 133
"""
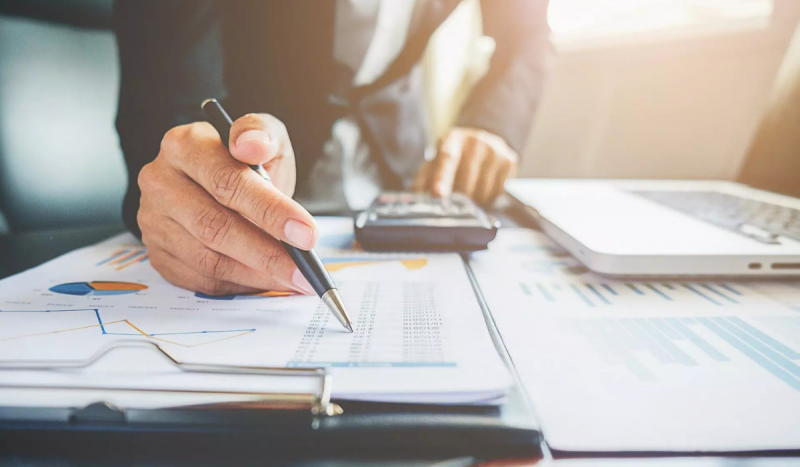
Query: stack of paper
470 228 800 452
0 218 511 408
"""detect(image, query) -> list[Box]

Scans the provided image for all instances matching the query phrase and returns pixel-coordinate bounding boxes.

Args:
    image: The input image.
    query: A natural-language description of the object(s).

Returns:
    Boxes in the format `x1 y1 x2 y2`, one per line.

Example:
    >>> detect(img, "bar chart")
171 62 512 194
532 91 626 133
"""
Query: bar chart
571 315 800 392
96 246 149 271
518 280 748 307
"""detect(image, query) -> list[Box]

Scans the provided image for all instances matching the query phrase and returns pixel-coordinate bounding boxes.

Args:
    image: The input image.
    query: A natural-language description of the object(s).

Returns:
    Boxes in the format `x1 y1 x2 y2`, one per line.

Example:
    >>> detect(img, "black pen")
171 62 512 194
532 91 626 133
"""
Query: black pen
201 98 353 333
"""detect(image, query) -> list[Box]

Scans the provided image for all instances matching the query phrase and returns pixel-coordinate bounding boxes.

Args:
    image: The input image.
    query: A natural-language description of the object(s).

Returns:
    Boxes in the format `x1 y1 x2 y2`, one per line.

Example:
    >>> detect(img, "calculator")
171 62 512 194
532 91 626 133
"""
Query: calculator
354 192 499 252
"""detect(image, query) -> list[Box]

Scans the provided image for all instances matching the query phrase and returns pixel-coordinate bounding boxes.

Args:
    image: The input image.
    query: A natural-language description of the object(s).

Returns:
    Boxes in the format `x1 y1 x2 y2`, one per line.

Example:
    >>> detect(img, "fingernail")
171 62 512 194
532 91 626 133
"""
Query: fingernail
292 269 315 295
284 219 315 250
236 130 271 147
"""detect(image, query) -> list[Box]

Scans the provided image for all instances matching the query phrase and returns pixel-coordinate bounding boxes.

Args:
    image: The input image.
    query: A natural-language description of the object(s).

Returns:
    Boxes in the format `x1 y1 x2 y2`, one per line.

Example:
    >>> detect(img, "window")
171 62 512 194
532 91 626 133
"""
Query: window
548 0 774 42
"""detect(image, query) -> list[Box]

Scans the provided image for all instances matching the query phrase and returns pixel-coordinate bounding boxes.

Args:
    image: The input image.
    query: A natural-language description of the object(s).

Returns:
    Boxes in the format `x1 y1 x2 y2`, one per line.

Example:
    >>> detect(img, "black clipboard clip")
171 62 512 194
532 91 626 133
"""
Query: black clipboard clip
0 340 342 422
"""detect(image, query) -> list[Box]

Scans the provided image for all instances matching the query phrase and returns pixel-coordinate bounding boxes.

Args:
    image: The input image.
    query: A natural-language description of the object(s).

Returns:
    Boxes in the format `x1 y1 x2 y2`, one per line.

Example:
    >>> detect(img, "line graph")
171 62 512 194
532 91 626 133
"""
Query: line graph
0 309 255 348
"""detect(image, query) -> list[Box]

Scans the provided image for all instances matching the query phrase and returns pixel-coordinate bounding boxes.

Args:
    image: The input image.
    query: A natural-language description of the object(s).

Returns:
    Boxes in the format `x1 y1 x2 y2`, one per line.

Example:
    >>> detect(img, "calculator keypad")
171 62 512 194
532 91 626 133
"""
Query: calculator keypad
356 191 498 251
374 193 476 219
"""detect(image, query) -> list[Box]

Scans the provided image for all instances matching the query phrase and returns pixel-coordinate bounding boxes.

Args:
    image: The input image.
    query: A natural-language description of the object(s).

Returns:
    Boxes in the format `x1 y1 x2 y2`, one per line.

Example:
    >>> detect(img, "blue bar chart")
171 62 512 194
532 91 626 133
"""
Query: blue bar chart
518 280 747 308
573 316 800 392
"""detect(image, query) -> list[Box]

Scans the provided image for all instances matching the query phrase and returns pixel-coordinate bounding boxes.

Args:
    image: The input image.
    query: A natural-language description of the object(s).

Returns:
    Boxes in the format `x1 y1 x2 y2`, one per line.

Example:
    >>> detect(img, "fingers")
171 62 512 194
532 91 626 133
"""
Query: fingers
148 247 260 297
412 161 434 193
452 136 489 198
421 128 519 205
490 158 514 202
151 216 308 294
138 169 314 294
228 113 285 166
429 134 464 198
158 123 318 250
474 155 501 206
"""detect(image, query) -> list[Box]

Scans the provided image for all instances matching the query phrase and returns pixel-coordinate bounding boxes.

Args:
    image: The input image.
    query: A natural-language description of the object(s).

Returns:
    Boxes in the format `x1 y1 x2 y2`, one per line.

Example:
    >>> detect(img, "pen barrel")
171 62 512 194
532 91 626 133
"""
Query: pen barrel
282 243 333 297
202 99 324 296
202 99 233 149
202 98 270 179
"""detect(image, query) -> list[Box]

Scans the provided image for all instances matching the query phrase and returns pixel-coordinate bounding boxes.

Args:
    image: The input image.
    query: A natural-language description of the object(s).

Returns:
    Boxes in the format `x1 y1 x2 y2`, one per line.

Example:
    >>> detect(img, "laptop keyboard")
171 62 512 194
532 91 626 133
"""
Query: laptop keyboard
630 190 800 244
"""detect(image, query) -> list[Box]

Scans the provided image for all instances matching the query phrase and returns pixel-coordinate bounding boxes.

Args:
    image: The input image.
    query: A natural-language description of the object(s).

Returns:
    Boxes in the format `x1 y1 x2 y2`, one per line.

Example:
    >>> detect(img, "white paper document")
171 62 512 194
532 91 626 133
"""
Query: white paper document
470 228 800 452
0 218 511 407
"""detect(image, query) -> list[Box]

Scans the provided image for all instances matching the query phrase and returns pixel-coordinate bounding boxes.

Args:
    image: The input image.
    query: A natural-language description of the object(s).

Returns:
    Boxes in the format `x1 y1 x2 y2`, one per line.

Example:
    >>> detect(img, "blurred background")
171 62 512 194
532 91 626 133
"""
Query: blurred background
1 0 799 235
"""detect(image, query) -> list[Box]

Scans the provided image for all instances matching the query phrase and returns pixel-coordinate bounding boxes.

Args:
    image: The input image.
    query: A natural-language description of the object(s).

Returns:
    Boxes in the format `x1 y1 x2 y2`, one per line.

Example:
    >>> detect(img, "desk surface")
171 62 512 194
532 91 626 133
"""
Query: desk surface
0 209 797 466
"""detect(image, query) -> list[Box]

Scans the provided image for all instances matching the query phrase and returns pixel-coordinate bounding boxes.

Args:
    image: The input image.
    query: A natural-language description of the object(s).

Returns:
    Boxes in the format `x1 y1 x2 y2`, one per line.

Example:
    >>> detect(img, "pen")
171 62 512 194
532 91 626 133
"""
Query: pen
201 98 353 333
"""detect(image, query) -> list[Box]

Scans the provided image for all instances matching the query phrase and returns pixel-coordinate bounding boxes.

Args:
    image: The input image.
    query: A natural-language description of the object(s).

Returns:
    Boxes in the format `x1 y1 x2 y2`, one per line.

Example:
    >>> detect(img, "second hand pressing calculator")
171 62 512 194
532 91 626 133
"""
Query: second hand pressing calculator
354 192 499 252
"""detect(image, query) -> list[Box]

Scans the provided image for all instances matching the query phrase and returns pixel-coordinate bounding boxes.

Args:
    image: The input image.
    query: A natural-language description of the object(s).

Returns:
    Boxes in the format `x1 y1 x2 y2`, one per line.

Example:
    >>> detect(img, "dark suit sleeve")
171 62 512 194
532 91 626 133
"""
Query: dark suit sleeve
113 0 225 238
456 0 553 154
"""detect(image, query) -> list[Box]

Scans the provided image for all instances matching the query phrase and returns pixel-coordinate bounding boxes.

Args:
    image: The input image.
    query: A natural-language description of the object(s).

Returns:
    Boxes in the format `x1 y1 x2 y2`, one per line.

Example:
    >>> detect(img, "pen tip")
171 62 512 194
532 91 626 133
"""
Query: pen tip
345 323 353 333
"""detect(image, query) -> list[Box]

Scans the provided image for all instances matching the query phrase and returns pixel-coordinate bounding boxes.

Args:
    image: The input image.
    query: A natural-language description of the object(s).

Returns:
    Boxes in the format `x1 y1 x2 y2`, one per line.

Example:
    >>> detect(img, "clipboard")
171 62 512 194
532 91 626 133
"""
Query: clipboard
0 259 542 459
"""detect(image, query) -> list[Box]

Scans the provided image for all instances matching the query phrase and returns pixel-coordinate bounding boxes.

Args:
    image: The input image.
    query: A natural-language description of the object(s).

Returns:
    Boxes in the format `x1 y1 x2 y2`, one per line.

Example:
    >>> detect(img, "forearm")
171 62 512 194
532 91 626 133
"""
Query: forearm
113 0 225 237
457 0 554 153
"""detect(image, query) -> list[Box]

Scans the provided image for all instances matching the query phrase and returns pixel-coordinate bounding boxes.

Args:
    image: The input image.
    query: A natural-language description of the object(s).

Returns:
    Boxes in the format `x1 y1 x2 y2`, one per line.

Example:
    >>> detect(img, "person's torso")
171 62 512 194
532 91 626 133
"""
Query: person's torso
218 0 460 193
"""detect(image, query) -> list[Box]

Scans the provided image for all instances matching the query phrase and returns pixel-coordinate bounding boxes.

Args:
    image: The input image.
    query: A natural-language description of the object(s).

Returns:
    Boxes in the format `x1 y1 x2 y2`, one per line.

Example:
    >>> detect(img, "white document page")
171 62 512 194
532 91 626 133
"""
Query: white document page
0 218 511 407
470 228 800 452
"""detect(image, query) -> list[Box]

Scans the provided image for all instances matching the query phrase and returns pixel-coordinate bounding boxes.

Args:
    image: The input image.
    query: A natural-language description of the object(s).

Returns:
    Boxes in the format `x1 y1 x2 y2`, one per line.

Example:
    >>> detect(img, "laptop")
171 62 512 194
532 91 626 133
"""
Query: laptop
505 179 800 277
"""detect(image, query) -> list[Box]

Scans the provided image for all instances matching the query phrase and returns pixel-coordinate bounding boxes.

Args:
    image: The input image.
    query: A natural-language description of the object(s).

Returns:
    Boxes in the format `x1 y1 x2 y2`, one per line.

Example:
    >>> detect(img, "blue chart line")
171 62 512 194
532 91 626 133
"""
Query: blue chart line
697 318 800 392
601 284 618 296
683 284 722 306
570 284 595 307
574 316 800 392
718 283 743 296
701 284 738 304
96 247 150 271
645 283 673 301
626 284 645 295
536 283 554 302
0 308 255 348
585 284 611 305
523 281 745 307
665 318 729 362
97 250 130 266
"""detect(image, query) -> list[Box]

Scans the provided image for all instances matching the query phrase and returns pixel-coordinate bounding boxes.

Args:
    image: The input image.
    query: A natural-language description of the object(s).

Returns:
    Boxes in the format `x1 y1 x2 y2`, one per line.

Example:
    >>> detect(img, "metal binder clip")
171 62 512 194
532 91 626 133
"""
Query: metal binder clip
0 340 342 417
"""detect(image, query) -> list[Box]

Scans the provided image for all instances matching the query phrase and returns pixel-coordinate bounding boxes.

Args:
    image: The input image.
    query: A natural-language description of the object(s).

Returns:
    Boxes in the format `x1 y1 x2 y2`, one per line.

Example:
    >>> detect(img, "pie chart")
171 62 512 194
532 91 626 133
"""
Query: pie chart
50 281 148 296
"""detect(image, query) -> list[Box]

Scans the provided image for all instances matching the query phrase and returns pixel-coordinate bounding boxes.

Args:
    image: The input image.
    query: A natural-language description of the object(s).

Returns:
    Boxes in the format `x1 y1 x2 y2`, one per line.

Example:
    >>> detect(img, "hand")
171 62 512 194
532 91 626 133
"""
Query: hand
413 127 518 205
137 113 319 297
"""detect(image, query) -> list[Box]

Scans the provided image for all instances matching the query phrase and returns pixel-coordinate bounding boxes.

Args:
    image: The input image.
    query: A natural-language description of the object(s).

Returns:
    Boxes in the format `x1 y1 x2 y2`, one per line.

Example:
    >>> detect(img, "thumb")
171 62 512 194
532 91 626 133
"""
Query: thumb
229 113 282 165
